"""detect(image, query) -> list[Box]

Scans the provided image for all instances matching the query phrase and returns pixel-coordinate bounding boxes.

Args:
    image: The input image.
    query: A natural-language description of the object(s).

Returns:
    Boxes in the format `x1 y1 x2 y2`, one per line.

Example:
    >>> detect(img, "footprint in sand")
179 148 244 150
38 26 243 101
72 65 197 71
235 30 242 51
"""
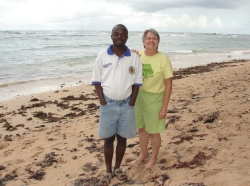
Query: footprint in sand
3 149 14 157
0 142 9 150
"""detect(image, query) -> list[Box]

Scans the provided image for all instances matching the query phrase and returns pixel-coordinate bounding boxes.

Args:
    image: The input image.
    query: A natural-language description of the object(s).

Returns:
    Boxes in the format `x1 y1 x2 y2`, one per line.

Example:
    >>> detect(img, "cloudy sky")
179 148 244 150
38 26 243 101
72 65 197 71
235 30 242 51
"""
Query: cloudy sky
0 0 250 34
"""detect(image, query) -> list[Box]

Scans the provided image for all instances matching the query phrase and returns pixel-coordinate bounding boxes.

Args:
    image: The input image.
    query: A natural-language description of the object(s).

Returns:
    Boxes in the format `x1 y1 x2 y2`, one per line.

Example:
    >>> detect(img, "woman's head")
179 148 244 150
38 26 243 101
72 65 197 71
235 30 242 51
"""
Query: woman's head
142 28 160 50
142 28 160 43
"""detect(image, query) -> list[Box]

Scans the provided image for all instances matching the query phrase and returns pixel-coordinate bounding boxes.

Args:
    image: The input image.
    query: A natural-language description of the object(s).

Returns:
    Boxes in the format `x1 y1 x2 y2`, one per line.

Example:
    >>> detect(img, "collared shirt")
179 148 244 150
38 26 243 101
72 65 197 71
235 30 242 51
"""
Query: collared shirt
92 45 143 100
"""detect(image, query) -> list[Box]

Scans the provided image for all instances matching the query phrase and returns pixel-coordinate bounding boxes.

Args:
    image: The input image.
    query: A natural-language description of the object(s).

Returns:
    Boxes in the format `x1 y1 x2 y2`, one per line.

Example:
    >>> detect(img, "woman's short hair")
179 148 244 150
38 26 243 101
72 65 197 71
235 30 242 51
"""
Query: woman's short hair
142 28 160 42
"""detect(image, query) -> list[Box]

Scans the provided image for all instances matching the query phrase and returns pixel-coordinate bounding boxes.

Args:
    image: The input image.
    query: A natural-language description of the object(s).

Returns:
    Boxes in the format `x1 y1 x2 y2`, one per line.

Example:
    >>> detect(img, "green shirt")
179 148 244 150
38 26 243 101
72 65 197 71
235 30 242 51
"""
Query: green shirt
139 51 173 93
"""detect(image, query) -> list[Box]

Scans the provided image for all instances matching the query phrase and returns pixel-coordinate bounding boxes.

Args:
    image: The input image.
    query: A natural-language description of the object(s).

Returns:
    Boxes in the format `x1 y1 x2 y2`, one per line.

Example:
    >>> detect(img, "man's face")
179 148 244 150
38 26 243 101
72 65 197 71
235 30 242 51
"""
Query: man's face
111 26 128 47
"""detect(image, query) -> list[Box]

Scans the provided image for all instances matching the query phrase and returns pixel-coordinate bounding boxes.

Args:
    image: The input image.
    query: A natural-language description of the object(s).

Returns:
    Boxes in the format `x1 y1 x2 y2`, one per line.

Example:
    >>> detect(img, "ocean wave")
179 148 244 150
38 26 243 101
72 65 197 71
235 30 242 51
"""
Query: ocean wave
170 34 190 37
169 50 193 53
0 73 92 88
233 50 250 54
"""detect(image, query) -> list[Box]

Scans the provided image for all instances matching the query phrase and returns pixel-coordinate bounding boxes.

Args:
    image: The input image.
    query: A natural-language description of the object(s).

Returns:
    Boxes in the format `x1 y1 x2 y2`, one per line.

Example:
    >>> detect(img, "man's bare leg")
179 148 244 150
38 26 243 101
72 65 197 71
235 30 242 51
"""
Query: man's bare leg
114 134 127 169
104 135 115 173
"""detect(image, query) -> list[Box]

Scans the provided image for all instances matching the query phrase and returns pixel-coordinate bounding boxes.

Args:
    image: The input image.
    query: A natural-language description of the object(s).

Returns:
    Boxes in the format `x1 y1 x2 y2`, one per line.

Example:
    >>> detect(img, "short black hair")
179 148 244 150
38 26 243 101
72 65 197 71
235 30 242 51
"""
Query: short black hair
112 24 128 34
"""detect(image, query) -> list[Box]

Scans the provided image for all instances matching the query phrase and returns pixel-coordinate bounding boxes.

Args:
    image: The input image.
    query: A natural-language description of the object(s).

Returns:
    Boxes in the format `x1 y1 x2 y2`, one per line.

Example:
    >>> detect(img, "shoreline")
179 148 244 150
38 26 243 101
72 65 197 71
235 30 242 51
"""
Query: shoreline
0 59 250 185
1 52 250 102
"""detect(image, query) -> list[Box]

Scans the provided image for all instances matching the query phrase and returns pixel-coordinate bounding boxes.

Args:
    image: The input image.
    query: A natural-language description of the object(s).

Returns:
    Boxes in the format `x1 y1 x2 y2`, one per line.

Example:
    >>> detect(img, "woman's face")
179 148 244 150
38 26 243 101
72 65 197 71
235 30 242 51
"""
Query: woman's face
143 32 159 50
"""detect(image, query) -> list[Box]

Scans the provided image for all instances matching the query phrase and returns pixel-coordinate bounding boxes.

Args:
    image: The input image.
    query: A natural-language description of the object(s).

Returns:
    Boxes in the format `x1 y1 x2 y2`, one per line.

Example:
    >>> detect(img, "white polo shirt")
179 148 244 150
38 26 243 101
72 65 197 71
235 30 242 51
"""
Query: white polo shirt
91 45 143 100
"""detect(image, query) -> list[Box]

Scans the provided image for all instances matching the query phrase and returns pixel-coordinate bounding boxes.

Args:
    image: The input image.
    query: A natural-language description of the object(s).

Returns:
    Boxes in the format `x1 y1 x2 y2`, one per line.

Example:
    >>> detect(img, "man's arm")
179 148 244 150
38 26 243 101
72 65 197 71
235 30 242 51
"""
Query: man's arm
94 84 107 105
129 85 140 106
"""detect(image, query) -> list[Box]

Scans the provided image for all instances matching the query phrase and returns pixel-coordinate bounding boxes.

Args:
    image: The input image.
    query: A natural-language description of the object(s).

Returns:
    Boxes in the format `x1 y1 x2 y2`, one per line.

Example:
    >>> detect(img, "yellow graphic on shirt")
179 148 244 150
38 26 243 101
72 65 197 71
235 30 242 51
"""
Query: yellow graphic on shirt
143 64 154 79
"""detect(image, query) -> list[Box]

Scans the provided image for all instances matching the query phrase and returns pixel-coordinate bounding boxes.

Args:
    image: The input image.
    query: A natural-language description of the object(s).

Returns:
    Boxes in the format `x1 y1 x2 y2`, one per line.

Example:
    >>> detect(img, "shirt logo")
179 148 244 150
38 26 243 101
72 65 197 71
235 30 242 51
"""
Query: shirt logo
103 63 112 68
143 64 154 79
129 66 135 75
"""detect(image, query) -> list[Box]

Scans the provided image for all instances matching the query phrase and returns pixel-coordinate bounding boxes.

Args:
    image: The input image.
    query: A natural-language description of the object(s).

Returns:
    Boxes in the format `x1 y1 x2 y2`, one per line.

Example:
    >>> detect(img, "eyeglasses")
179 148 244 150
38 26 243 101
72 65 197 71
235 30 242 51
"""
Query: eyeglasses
145 37 158 41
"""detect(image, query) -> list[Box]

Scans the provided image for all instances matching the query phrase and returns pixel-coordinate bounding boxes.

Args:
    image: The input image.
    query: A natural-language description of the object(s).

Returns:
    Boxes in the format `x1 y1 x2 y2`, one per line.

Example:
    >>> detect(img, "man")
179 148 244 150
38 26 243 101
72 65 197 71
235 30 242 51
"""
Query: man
91 24 143 185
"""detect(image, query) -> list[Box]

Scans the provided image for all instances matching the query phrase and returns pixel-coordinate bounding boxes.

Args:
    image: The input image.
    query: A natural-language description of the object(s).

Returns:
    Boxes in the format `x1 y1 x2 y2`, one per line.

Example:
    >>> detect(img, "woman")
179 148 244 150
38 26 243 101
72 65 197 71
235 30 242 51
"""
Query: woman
132 28 173 169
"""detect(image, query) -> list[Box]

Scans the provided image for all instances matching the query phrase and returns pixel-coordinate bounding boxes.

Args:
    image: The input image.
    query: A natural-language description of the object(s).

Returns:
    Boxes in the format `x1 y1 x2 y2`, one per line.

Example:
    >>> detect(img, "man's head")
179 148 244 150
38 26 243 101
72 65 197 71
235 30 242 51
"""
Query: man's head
111 24 128 47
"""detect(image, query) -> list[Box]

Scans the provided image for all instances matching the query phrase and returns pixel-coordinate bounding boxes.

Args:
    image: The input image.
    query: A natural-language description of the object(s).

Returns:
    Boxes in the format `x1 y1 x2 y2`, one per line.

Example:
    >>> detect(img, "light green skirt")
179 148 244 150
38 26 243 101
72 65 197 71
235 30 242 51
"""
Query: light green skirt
135 91 165 134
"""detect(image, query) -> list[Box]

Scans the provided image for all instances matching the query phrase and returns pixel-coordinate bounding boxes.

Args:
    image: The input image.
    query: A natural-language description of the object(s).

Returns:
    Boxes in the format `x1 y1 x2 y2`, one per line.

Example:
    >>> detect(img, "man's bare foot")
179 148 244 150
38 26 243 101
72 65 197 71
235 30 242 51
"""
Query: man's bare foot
145 160 156 169
128 156 145 165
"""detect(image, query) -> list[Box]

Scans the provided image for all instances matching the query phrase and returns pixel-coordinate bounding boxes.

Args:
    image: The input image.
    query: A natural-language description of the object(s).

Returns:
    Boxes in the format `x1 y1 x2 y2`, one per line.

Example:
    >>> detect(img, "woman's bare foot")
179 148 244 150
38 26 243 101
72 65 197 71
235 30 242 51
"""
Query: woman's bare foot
128 156 145 165
145 159 156 169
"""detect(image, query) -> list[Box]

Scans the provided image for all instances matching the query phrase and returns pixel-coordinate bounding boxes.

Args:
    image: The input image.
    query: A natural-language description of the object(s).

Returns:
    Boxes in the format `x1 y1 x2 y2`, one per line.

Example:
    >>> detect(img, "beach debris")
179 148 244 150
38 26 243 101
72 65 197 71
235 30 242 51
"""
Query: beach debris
36 152 58 168
27 117 32 120
33 111 61 122
161 149 217 170
166 115 181 127
123 179 136 185
73 177 99 186
63 133 66 139
125 158 134 163
20 101 51 110
173 60 248 80
9 127 17 131
4 123 15 131
82 163 98 173
61 95 89 101
4 135 13 141
149 174 170 185
26 168 46 180
72 155 77 160
158 158 167 164
85 144 103 153
30 98 39 102
218 137 228 141
0 165 6 170
15 124 25 128
217 120 223 124
0 171 18 185
171 135 193 145
63 110 86 118
56 101 70 109
34 124 45 128
179 182 206 186
84 136 95 143
70 148 78 152
167 109 179 113
127 141 139 148
188 128 199 133
192 112 220 124
86 103 99 114
204 112 219 123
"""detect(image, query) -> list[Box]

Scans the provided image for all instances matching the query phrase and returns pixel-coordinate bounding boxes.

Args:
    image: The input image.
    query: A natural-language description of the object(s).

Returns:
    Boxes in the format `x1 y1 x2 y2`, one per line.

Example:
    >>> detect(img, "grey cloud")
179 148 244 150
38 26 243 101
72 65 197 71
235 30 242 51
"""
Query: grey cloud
106 0 249 13
4 0 28 2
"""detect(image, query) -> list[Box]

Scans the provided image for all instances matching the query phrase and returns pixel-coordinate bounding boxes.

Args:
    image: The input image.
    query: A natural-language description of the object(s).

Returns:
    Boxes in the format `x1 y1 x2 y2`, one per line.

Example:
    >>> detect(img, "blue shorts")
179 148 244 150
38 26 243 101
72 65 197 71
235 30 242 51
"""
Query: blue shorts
98 95 137 139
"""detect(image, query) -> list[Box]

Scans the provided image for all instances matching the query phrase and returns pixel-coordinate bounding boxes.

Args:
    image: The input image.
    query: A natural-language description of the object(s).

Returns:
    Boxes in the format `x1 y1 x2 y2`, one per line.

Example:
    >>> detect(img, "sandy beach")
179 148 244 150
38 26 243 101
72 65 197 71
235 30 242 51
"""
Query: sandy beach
0 59 250 186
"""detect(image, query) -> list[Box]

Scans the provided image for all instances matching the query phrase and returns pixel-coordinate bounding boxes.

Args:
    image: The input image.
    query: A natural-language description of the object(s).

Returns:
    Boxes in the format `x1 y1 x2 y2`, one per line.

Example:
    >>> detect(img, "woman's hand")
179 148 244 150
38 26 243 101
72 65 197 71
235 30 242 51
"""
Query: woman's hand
159 108 167 120
131 49 140 56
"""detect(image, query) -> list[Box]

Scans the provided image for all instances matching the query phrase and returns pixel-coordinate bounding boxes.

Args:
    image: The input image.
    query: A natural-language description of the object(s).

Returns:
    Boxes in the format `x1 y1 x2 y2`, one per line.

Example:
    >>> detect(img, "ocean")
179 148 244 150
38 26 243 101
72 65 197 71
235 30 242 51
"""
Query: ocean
0 30 250 101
